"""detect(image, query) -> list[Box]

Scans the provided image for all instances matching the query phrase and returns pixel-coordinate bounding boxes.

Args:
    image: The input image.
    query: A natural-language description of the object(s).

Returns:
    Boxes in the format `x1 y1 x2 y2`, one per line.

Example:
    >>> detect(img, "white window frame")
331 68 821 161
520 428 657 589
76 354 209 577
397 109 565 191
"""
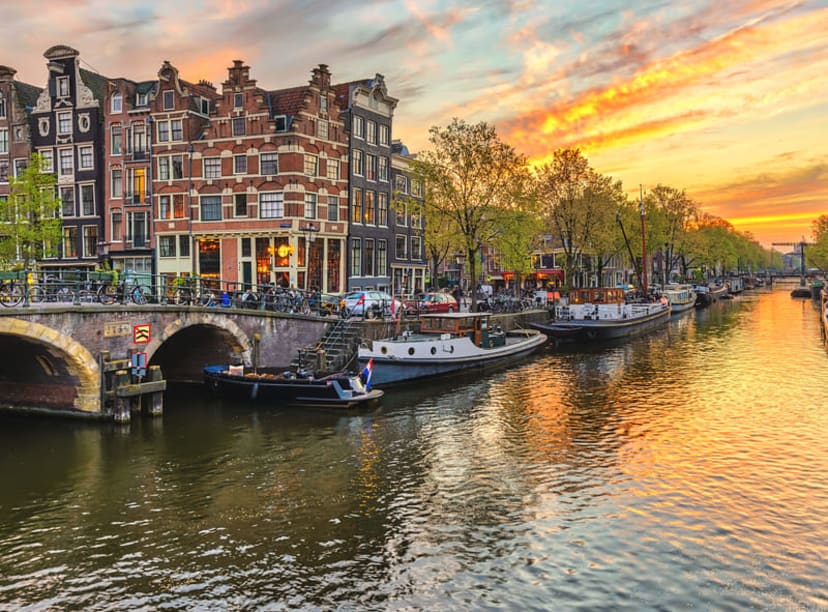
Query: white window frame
78 145 94 170
111 93 122 113
163 90 174 110
259 191 284 219
57 111 72 135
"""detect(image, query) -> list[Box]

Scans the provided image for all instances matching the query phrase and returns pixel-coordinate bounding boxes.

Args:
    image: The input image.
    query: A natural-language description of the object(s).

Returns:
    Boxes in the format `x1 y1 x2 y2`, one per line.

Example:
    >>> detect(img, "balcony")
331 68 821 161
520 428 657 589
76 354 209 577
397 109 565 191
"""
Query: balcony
124 149 148 163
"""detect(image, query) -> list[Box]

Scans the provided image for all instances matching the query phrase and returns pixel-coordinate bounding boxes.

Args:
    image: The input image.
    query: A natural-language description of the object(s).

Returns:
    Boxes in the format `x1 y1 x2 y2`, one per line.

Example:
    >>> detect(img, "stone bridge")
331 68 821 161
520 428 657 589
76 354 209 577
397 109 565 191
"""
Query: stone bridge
0 304 332 418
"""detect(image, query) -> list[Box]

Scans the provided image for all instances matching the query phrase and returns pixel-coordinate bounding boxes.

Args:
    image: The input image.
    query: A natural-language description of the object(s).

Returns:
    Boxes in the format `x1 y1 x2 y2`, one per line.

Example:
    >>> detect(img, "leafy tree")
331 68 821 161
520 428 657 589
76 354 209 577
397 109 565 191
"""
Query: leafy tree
535 148 620 288
414 119 530 309
491 208 542 293
809 215 828 270
646 184 698 282
0 154 61 268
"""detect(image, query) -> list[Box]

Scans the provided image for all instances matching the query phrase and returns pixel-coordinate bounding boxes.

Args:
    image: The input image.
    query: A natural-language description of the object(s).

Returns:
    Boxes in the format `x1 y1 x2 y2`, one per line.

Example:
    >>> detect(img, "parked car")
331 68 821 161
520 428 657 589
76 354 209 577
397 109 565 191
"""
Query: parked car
340 291 403 318
405 292 458 315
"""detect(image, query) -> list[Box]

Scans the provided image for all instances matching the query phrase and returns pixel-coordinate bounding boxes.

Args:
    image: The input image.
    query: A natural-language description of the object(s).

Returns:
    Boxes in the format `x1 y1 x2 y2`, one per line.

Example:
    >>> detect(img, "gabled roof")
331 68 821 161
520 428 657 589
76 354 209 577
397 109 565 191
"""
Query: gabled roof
267 85 307 117
14 81 42 110
79 68 109 104
333 79 371 110
135 80 155 95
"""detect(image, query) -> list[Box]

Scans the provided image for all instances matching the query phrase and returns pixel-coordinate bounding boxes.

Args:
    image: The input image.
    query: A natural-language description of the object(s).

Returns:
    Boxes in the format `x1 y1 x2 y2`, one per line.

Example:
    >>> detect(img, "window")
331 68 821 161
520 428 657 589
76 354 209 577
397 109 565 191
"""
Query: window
259 192 284 218
0 161 7 183
304 193 317 219
232 117 245 136
63 227 78 258
0 96 5 118
352 115 364 138
130 123 146 154
378 156 388 182
351 238 361 276
274 115 287 132
320 95 328 114
327 195 339 221
380 124 390 146
158 157 169 181
128 168 146 203
411 236 422 260
204 157 221 179
59 148 73 176
128 211 147 247
234 193 247 217
111 124 122 155
13 126 23 142
13 158 27 177
159 195 172 219
364 190 375 224
157 121 169 142
364 239 375 276
0 129 7 153
57 76 70 97
159 236 176 258
396 234 407 259
58 112 72 135
83 225 97 258
326 158 339 180
111 93 122 113
171 119 183 141
80 184 95 216
378 193 388 226
163 90 174 110
111 211 122 242
200 195 222 221
234 155 247 174
351 188 362 224
174 194 186 218
396 200 407 226
367 120 376 144
234 93 243 108
304 155 317 176
318 120 328 140
377 240 387 276
260 152 277 175
158 155 184 181
41 150 54 173
79 146 94 170
179 235 190 257
366 154 377 181
352 149 363 175
412 179 424 197
171 155 183 179
136 92 148 106
60 186 74 217
412 208 423 229
395 174 408 194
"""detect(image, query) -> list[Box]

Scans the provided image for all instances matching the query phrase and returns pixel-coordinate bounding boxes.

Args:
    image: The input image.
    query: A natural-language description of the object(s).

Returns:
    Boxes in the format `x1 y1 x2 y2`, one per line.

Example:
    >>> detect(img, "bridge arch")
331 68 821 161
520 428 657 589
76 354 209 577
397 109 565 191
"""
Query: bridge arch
0 318 100 413
146 312 254 382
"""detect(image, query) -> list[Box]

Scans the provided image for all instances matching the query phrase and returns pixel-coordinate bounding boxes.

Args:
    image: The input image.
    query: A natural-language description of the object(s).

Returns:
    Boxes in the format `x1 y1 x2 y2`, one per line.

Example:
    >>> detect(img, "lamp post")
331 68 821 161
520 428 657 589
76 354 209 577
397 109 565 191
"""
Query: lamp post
301 222 320 290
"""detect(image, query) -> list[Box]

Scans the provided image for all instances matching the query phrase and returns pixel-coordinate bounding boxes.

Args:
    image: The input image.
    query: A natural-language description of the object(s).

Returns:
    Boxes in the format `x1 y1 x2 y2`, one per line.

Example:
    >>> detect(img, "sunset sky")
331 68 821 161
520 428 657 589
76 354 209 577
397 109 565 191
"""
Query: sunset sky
2 0 826 247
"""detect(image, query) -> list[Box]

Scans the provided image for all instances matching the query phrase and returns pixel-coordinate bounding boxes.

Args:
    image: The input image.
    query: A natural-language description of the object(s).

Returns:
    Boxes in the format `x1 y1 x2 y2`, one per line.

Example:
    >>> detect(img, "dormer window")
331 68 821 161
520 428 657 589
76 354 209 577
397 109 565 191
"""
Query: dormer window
111 93 122 113
274 115 287 132
234 93 244 108
57 76 69 97
163 90 174 110
137 92 148 106
200 97 210 115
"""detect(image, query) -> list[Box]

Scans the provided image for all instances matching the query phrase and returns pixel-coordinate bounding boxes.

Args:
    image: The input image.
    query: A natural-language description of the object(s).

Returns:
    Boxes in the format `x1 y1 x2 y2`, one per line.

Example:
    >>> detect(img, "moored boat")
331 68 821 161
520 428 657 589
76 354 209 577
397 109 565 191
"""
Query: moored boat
204 364 384 408
356 312 547 386
662 284 696 314
530 287 670 343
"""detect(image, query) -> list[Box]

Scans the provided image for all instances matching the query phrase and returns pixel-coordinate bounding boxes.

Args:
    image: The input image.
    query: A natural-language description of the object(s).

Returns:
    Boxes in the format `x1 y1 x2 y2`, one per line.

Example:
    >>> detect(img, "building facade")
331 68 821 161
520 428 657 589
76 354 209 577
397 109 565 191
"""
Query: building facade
29 45 107 271
390 141 426 294
335 75 397 293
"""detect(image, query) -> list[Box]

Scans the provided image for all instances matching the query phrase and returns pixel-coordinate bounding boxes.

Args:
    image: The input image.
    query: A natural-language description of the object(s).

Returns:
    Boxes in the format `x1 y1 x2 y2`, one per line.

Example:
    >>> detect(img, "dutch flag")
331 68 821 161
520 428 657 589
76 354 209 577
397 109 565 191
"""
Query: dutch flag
361 358 374 391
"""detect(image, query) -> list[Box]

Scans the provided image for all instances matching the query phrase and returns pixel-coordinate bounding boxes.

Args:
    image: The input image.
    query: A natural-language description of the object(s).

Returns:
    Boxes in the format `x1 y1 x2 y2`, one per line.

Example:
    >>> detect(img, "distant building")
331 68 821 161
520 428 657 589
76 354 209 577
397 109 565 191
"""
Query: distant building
390 140 426 294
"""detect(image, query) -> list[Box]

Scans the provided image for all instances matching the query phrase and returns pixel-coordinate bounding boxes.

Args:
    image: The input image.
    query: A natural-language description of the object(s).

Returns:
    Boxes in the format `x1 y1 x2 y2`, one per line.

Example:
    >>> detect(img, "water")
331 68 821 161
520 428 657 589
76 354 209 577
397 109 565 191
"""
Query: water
1 287 827 610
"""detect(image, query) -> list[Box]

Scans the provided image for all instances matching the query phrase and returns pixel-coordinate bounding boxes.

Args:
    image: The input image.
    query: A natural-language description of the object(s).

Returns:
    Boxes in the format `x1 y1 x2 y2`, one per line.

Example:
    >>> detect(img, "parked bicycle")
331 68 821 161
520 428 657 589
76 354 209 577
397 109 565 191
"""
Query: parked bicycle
97 272 151 305
0 273 26 307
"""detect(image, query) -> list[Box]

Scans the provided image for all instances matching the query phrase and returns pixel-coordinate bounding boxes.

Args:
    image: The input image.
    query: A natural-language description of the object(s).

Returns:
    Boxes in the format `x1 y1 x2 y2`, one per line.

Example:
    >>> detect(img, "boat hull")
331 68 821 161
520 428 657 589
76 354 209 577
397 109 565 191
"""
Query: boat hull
203 365 383 408
357 332 547 386
531 307 670 342
670 299 697 315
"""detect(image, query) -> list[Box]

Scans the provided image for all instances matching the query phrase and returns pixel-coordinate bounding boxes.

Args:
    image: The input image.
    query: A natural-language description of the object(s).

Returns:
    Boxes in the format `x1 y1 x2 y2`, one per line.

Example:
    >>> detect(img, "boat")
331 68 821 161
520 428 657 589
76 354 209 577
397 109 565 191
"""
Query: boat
661 284 697 314
529 287 670 343
356 312 547 386
203 364 384 408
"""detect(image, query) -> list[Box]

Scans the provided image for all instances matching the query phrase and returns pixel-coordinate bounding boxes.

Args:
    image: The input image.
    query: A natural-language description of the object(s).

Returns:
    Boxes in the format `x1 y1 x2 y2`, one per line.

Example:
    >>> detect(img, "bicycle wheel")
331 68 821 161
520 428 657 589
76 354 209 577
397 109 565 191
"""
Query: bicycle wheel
28 285 46 303
56 287 73 303
172 287 190 305
0 283 23 307
98 284 118 305
130 285 150 305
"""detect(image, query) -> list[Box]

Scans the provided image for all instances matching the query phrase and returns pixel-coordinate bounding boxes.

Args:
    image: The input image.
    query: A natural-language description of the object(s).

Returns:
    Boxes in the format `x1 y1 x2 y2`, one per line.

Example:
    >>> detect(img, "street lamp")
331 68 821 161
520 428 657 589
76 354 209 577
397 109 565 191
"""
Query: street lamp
455 251 466 291
301 222 320 290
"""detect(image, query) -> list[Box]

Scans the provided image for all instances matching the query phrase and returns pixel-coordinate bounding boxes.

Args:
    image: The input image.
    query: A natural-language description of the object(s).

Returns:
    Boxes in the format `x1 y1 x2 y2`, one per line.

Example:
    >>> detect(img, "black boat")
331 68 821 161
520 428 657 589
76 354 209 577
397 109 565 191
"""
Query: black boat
203 364 384 408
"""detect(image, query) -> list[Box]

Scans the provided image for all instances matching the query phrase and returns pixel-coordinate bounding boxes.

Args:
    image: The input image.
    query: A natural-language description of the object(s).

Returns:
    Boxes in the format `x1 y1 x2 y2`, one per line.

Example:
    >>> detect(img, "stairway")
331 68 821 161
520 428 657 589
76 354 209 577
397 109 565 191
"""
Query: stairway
290 317 362 374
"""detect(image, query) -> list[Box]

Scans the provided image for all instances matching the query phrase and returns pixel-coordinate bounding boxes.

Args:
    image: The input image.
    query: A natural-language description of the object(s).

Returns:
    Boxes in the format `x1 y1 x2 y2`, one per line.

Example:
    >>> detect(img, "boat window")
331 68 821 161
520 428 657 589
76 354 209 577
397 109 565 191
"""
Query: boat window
431 347 436 355
408 347 415 355
381 346 387 355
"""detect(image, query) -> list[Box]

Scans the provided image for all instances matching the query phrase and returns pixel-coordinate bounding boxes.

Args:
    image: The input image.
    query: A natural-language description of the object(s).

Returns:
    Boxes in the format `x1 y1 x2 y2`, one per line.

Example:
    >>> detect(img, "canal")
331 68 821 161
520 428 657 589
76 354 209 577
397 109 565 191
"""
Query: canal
1 286 826 610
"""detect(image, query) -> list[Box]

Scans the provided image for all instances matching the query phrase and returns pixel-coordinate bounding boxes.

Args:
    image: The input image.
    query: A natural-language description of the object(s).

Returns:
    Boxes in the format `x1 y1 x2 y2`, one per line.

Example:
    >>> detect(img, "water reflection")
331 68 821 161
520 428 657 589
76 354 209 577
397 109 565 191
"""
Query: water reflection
1 289 827 609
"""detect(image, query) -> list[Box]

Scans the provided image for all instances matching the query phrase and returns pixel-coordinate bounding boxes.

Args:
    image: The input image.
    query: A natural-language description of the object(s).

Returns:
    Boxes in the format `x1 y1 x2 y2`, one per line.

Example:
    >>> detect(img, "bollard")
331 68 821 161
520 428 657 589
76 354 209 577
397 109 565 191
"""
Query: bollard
147 365 164 416
113 369 131 423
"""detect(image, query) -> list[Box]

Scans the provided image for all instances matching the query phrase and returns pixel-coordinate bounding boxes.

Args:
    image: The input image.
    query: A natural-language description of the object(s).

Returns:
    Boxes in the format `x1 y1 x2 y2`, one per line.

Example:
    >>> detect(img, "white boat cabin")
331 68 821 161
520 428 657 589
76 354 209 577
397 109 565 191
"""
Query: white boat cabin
419 313 507 349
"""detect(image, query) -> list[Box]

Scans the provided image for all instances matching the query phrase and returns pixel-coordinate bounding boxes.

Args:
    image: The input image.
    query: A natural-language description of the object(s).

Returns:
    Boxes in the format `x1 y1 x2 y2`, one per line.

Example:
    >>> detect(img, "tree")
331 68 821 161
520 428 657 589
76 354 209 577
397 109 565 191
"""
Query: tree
491 208 542 294
0 154 61 268
414 119 531 310
535 148 620 288
809 215 828 271
646 184 698 282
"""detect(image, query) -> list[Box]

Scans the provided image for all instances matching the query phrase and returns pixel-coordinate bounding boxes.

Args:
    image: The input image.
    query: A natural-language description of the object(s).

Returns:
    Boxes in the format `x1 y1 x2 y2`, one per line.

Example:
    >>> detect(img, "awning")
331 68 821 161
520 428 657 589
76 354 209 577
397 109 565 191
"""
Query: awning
535 268 565 280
